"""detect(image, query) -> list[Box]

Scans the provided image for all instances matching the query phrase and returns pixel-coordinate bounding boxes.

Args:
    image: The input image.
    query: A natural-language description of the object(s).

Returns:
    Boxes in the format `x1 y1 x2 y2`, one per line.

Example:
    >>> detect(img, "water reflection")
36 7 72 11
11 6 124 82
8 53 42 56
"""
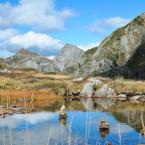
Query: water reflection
0 99 145 145
99 129 109 138
81 98 95 111
60 117 67 127
80 98 116 111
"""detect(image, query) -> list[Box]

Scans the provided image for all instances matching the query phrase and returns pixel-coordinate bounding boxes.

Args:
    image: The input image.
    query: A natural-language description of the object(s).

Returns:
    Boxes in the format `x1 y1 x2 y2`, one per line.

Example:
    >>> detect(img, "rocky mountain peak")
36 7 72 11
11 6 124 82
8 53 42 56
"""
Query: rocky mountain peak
60 43 83 55
54 43 84 71
75 12 145 78
63 43 78 48
140 12 145 18
16 48 38 58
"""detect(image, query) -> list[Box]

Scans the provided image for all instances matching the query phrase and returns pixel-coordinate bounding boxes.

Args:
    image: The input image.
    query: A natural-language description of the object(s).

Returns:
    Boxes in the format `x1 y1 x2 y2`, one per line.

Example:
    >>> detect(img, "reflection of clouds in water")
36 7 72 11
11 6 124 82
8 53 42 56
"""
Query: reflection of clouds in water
0 112 70 145
0 121 69 145
0 112 58 128
13 112 58 124
0 111 144 145
110 123 133 134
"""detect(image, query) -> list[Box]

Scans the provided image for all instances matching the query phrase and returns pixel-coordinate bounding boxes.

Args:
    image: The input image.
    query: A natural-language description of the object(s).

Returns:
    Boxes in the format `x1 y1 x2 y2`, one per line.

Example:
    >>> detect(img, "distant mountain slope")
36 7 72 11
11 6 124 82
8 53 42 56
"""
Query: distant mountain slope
76 12 145 77
0 58 7 69
54 43 84 71
5 49 60 72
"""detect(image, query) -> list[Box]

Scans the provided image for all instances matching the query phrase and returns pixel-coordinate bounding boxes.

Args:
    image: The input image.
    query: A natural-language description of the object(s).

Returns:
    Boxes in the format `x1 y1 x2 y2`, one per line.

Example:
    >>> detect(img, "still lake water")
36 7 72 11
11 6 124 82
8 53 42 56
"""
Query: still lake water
0 99 145 145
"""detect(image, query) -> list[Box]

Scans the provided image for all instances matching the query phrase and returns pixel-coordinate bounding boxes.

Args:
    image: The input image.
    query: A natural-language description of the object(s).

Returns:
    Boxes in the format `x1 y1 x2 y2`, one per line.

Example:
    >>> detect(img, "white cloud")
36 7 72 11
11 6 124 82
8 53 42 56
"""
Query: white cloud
0 0 74 32
0 28 18 41
105 17 130 27
78 42 100 51
0 29 64 57
90 17 130 34
47 56 55 60
9 31 64 50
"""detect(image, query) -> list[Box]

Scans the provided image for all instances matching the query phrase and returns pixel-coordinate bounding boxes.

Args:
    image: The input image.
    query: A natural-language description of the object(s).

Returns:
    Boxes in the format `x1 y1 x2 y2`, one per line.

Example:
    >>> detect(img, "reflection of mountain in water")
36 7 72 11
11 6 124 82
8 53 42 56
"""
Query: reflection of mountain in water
80 98 145 133
108 103 145 132
0 108 145 144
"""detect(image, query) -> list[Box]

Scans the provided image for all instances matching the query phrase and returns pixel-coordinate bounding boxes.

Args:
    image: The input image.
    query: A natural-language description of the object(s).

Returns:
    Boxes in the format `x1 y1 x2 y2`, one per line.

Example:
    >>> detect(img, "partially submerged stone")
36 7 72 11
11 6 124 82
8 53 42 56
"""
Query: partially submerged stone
59 105 67 119
99 120 109 131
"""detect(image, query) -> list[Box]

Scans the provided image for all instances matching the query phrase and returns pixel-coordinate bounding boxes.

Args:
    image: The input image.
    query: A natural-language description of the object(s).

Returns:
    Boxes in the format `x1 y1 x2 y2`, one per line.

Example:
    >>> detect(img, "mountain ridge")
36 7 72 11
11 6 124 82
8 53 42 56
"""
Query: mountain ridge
5 48 60 73
1 12 145 79
74 12 145 78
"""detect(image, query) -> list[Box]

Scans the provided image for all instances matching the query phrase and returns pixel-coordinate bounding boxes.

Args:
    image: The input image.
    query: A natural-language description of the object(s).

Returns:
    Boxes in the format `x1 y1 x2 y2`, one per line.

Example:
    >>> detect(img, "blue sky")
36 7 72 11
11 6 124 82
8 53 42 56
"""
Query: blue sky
0 0 144 58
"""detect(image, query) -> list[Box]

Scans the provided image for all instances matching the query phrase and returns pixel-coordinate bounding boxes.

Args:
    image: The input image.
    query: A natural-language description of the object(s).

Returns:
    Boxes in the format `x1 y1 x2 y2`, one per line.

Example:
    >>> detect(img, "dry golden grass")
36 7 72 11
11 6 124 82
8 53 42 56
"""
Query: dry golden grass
108 78 145 93
1 68 145 110
32 72 72 80
0 69 82 109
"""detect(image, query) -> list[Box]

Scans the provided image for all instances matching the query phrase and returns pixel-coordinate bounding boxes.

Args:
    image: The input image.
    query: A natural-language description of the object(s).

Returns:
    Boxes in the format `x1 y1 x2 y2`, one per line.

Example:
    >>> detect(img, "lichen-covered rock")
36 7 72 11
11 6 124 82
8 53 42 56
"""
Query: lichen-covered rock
117 94 127 101
130 95 143 100
95 84 115 97
80 78 103 97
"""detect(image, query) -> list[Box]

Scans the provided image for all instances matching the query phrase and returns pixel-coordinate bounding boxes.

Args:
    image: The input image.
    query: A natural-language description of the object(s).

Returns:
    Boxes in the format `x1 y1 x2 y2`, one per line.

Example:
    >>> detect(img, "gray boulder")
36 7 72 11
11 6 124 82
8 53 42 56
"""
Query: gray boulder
95 84 115 97
117 94 127 101
80 77 102 97
130 95 143 100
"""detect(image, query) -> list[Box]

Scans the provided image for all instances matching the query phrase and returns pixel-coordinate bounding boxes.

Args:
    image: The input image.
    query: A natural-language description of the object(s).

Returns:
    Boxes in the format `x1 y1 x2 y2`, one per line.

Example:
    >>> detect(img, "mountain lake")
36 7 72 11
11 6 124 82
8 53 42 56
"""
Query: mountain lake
0 99 145 145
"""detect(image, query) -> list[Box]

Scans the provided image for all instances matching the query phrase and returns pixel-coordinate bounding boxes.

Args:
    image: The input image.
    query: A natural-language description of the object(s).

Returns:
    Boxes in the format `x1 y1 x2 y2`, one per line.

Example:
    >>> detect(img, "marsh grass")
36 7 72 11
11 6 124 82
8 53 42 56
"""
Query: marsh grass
107 78 145 93
0 89 63 109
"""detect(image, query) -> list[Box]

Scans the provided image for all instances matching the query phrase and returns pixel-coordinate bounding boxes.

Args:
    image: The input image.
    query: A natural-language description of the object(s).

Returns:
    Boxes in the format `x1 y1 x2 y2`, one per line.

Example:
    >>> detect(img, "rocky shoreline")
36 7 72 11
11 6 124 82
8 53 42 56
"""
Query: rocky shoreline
64 77 145 104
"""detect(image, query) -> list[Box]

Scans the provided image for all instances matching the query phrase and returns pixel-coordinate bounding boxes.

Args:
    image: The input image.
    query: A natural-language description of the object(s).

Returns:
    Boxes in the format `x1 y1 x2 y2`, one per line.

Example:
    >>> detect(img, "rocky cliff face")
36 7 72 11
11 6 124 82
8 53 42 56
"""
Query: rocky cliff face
124 33 145 79
54 44 84 71
5 49 60 72
77 12 145 77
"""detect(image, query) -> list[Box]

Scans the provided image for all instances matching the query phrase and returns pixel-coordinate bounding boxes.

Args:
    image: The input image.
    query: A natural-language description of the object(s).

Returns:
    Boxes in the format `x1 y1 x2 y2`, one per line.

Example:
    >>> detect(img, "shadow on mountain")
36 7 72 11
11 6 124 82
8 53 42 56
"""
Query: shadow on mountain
123 33 145 79
101 33 145 80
